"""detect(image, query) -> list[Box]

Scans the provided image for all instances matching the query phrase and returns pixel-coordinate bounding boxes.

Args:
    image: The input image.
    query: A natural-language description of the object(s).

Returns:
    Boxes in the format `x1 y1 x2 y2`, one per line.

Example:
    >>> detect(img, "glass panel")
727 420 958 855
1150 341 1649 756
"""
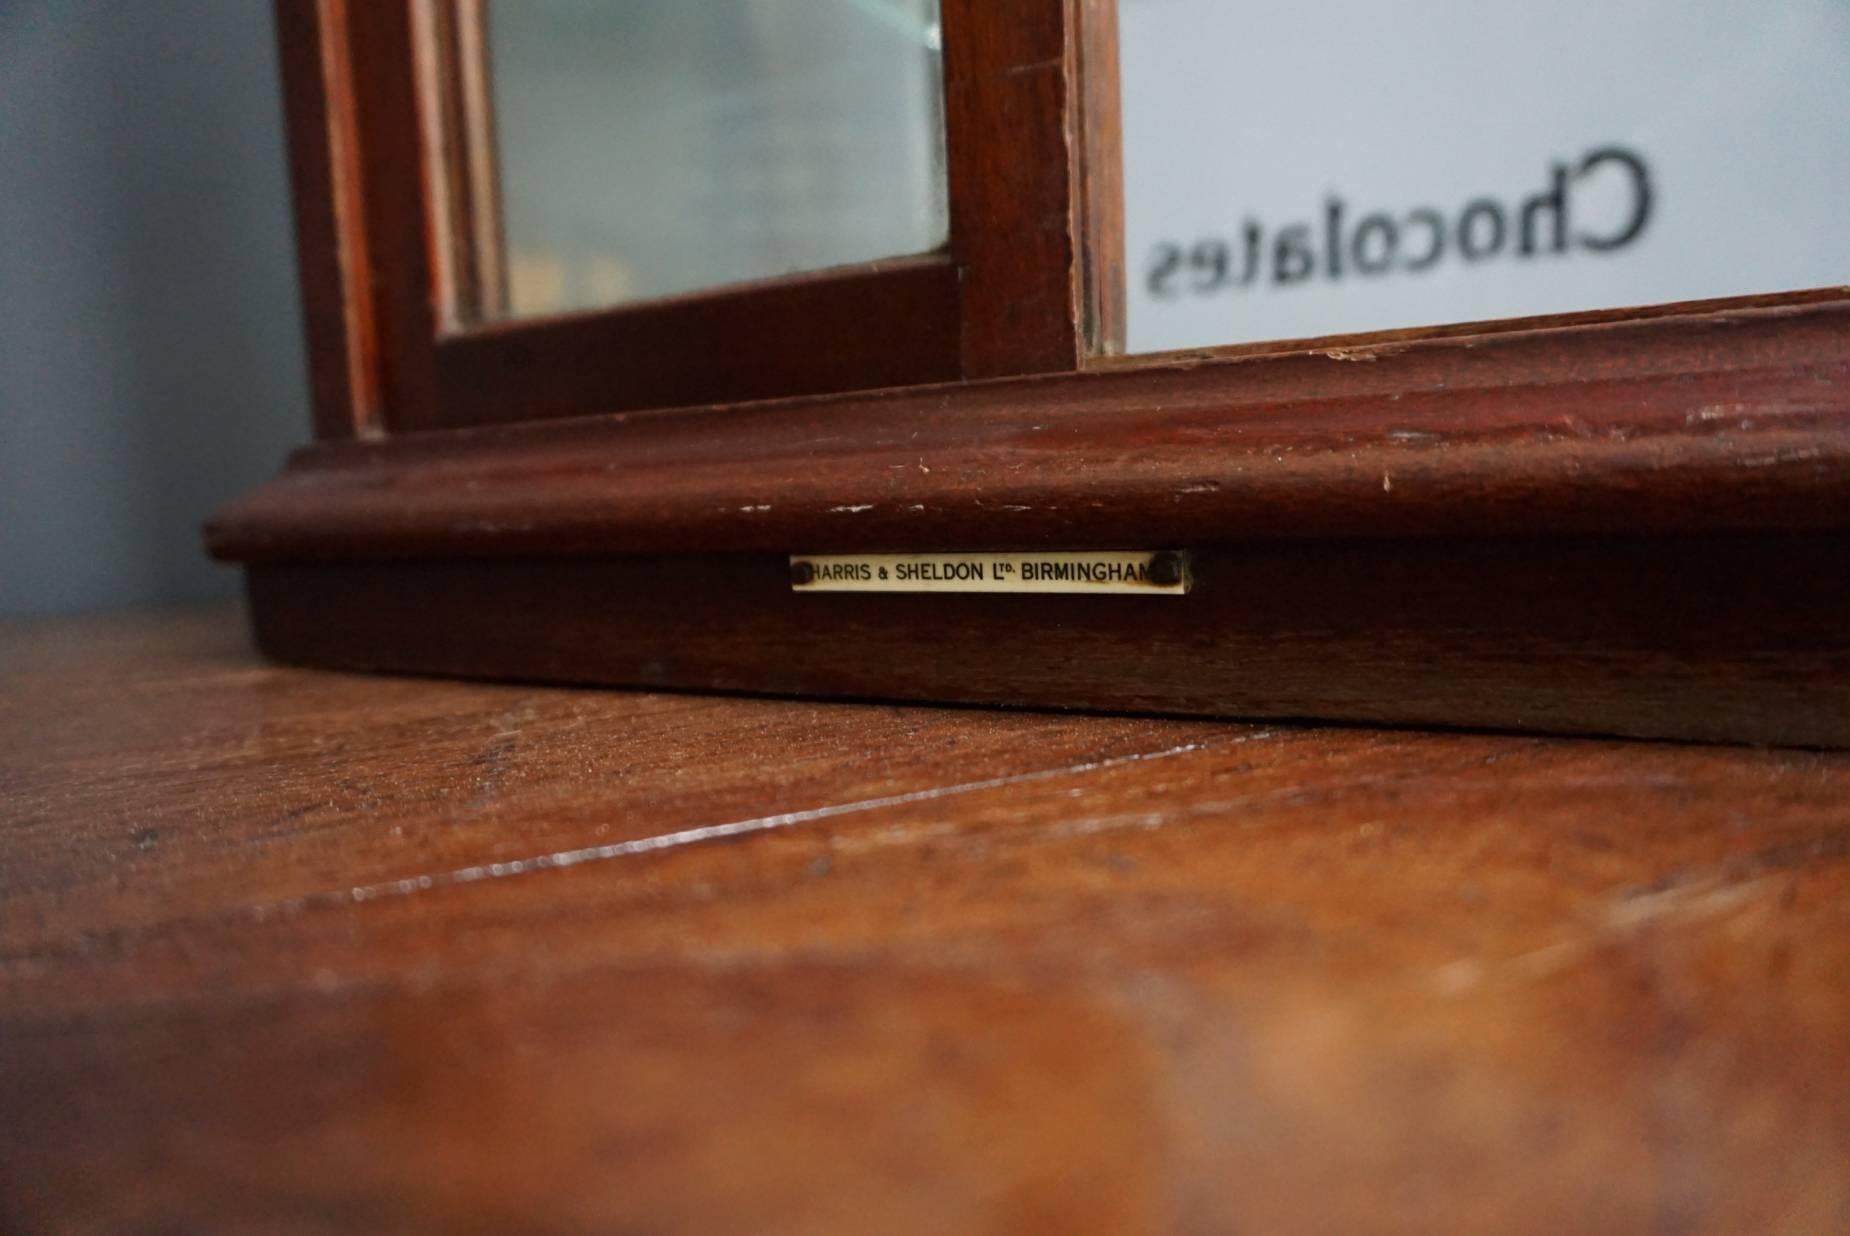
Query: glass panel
468 0 947 322
1121 0 1850 354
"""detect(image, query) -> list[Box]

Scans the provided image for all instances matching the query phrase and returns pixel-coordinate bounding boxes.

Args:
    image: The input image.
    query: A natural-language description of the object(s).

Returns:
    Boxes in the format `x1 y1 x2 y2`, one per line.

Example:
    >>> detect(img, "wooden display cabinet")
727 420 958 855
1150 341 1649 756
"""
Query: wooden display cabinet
208 0 1850 746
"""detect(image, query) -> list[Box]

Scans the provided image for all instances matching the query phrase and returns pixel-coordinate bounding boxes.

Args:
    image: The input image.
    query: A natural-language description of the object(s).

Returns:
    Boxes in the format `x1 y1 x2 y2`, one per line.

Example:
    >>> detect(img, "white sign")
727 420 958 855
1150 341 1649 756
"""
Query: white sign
1122 0 1850 353
790 551 1191 594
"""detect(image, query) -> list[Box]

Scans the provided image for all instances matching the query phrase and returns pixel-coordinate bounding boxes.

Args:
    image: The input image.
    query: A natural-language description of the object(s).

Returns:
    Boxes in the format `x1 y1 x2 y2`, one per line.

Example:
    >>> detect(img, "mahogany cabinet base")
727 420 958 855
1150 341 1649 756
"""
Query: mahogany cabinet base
241 531 1849 748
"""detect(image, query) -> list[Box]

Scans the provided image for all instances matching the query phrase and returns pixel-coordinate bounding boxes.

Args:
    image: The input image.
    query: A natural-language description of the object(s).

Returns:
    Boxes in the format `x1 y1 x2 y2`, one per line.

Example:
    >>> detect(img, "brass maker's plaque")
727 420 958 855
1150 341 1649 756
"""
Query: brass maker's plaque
790 551 1190 595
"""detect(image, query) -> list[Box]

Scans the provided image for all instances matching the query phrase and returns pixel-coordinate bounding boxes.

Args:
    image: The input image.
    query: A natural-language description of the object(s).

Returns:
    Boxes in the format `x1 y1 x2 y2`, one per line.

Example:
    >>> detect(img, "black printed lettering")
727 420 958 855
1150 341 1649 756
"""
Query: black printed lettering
1144 146 1654 298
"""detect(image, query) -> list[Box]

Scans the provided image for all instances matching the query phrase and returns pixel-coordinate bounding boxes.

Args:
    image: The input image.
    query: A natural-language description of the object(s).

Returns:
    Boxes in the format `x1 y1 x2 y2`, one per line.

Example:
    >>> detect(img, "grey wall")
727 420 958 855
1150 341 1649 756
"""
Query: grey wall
1 0 308 617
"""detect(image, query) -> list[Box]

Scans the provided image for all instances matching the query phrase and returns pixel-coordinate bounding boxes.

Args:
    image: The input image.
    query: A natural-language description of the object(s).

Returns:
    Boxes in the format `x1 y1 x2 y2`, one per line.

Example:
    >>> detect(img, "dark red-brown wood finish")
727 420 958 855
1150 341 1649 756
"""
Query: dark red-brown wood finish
233 1 1850 747
211 299 1850 561
238 528 1850 748
211 295 1850 746
10 610 1850 1232
345 0 444 431
423 0 509 324
278 0 1117 433
942 0 1110 376
273 0 378 439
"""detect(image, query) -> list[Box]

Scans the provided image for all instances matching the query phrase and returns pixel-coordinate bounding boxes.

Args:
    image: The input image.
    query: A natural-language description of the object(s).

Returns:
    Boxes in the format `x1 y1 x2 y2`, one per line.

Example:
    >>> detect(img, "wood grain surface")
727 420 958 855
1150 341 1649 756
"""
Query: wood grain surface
207 298 1850 561
433 257 965 428
206 294 1850 748
241 532 1850 748
344 0 444 433
284 0 1105 434
941 0 1089 378
273 0 379 439
3 609 1848 1233
422 0 508 326
1073 0 1125 358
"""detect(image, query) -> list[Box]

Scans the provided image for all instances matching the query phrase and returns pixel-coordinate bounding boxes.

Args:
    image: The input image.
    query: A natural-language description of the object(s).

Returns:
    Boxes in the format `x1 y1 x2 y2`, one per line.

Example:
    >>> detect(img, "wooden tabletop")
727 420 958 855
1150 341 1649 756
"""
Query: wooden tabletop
3 608 1846 1234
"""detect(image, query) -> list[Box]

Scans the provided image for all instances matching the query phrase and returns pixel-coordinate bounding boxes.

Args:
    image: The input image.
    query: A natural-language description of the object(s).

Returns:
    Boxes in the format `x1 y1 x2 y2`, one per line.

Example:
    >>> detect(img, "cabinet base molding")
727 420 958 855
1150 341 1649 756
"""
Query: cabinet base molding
243 532 1850 748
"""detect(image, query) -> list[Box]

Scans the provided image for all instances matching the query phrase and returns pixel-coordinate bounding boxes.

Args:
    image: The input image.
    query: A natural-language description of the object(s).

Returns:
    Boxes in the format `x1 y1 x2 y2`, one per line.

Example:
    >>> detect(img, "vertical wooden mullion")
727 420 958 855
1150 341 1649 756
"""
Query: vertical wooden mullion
342 0 444 431
280 0 1127 431
940 0 1123 378
1072 0 1126 359
425 0 509 326
274 0 379 439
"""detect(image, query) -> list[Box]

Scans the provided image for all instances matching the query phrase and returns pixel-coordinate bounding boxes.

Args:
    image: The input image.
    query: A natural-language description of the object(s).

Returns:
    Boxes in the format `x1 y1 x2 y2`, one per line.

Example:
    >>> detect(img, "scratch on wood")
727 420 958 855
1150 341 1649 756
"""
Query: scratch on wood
1737 447 1825 469
1602 877 1768 930
101 742 1219 935
1004 56 1062 77
1431 868 1799 995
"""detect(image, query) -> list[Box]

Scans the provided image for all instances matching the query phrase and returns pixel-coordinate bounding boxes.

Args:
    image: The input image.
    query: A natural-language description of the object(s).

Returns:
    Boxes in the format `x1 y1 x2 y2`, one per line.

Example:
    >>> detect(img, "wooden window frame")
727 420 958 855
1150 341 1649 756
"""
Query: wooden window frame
282 0 1122 436
214 0 1850 748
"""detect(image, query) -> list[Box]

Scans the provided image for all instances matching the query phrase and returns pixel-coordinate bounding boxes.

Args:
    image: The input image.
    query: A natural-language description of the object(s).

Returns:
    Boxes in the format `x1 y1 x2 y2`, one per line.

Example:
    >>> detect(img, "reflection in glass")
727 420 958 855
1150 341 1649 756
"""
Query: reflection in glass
456 0 947 322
